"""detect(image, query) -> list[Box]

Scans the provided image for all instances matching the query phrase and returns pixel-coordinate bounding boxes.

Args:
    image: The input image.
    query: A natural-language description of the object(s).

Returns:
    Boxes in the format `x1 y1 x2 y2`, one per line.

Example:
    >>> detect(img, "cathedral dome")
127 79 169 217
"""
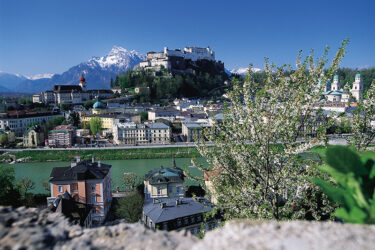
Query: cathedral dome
93 101 106 110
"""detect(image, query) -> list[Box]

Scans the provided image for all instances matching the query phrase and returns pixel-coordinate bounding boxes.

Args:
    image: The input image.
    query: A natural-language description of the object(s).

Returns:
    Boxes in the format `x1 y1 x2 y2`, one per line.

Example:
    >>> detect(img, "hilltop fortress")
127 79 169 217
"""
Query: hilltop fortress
135 46 222 75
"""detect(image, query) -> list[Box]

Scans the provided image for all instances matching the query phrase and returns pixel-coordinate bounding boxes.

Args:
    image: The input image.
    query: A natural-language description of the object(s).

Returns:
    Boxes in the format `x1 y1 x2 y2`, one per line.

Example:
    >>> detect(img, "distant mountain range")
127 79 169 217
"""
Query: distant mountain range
0 46 145 93
230 67 262 75
0 46 261 94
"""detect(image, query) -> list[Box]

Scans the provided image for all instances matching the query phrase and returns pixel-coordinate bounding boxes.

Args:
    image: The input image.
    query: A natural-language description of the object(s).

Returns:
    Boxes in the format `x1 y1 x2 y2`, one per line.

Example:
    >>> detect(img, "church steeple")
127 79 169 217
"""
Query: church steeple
79 74 87 91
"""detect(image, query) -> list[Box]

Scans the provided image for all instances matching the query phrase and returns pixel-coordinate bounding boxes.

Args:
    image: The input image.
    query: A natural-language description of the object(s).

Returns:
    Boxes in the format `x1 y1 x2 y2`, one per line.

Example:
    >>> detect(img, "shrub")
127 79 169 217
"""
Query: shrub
312 146 375 224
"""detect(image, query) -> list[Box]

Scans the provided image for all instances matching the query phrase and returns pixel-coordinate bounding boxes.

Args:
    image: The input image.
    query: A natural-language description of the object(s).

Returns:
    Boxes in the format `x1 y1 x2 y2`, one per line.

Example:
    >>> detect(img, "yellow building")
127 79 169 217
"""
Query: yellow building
82 114 115 130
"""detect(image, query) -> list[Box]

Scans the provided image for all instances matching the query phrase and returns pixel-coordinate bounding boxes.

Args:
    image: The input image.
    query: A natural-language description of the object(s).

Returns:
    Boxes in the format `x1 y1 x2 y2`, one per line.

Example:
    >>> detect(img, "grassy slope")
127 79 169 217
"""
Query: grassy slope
1 147 200 162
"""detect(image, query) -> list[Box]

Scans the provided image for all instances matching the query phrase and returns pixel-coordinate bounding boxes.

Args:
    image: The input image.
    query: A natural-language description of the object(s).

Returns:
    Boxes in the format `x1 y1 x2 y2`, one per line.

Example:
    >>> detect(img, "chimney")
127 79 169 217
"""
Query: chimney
71 162 76 168
76 156 80 163
98 161 101 167
92 155 95 163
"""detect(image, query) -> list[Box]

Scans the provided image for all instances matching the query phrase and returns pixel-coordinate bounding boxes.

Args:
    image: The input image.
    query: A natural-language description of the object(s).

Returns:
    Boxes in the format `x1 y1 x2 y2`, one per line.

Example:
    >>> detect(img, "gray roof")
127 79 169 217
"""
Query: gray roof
50 160 111 182
147 122 169 129
143 197 212 223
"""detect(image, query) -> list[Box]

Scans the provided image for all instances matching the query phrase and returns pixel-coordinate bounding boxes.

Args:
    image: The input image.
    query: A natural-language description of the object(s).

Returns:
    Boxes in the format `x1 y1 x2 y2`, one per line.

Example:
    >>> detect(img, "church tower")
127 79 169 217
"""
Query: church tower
331 75 341 91
351 73 363 102
79 74 87 91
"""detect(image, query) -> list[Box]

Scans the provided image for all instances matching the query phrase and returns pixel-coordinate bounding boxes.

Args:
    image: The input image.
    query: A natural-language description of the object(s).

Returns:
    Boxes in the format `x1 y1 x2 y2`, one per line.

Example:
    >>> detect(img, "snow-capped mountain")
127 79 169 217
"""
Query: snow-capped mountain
230 67 262 76
25 73 55 80
1 46 145 93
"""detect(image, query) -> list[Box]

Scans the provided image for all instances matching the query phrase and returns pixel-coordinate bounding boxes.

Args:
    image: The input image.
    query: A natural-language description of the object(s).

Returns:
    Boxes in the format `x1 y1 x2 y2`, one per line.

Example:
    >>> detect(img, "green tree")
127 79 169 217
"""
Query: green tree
116 191 144 223
89 117 102 135
84 100 96 110
193 40 348 220
0 165 22 206
312 146 375 224
67 111 80 127
0 133 8 146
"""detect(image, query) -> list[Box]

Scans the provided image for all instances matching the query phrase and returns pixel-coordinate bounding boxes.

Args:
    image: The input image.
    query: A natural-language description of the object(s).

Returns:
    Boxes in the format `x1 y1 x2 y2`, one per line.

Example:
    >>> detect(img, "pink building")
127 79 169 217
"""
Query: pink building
49 157 112 225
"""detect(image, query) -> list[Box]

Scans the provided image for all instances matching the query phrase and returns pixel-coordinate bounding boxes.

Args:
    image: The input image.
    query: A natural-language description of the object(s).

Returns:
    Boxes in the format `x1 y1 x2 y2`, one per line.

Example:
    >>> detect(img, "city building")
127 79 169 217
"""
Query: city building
181 120 211 142
48 124 76 148
148 108 180 122
81 113 141 131
48 157 112 225
143 163 185 199
142 163 218 235
0 110 62 136
50 191 93 228
323 74 363 103
112 122 171 145
23 125 45 147
33 75 113 105
142 197 215 234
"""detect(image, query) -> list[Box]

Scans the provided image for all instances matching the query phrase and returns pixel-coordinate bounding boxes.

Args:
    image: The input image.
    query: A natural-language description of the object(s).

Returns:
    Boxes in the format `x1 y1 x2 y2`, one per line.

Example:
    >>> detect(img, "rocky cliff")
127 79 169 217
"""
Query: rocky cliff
1 206 374 250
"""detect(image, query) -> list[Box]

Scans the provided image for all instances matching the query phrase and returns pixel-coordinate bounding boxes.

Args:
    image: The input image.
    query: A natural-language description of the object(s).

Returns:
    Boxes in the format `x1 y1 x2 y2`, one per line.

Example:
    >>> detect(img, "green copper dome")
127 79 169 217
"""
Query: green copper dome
334 75 339 80
355 73 361 78
93 101 106 109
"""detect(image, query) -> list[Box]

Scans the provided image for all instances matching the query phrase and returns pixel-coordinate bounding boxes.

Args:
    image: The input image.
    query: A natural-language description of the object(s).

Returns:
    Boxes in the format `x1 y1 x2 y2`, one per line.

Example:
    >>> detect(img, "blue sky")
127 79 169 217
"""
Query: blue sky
0 0 374 75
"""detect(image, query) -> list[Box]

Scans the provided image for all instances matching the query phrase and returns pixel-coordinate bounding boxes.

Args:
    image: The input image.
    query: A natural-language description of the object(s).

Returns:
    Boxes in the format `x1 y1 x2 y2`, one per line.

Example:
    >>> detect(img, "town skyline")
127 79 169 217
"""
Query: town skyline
1 0 375 76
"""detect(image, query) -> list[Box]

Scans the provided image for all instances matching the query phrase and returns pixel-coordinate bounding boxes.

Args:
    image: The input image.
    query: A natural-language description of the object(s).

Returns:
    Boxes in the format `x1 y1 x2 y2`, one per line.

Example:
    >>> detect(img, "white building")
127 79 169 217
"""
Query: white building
33 75 112 105
323 74 363 103
112 122 171 145
0 111 63 136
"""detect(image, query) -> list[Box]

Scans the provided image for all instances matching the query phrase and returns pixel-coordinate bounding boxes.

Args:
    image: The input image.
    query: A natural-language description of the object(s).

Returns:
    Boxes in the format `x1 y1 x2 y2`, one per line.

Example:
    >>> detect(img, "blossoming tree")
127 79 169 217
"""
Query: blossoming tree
194 40 348 220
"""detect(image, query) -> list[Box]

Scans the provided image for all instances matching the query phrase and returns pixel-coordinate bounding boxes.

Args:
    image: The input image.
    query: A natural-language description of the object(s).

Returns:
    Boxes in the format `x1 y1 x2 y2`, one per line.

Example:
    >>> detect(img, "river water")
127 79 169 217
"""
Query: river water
10 158 207 194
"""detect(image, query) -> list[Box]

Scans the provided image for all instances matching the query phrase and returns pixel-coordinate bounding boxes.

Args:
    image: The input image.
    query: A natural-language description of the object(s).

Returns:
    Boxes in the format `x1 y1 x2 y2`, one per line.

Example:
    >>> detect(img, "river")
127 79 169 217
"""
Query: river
10 158 207 194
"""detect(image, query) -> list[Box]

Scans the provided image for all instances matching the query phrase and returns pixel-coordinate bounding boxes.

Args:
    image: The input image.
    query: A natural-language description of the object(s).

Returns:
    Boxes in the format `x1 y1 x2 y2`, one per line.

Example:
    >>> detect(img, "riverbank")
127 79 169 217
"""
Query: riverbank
0 147 200 162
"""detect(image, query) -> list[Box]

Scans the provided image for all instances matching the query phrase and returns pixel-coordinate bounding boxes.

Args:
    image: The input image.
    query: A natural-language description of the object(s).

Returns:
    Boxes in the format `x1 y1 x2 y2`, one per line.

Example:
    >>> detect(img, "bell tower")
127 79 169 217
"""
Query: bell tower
351 73 363 102
79 74 87 91
331 75 340 91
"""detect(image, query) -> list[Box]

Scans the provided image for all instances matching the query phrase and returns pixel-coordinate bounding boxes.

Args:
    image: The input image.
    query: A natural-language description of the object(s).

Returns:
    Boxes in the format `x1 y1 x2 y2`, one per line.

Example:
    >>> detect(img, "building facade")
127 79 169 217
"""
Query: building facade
23 125 45 147
49 158 112 225
48 124 76 148
33 75 113 105
323 74 363 103
112 122 171 145
0 110 62 136
142 163 217 235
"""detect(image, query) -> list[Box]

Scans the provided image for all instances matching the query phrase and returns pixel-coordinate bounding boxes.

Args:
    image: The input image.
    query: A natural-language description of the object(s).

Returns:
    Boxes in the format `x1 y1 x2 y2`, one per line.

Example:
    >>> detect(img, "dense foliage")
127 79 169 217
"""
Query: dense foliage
347 79 375 151
113 62 228 102
89 117 102 135
194 40 348 220
336 67 375 94
116 191 144 223
312 146 375 224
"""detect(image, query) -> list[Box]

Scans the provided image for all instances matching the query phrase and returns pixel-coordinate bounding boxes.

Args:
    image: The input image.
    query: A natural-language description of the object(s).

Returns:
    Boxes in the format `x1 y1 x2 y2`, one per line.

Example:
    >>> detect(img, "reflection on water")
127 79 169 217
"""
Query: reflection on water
10 158 207 194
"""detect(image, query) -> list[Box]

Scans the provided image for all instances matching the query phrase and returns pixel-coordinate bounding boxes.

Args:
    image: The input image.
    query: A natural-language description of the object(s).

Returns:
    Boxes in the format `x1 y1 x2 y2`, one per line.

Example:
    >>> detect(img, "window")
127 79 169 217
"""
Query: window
177 219 182 227
157 186 162 195
184 217 189 225
91 194 96 203
91 184 96 192
58 186 63 192
176 186 180 193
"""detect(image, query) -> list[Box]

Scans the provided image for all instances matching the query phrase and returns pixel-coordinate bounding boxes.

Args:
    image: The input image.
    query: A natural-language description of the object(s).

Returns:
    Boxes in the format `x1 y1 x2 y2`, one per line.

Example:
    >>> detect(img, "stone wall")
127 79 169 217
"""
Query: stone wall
1 206 374 250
